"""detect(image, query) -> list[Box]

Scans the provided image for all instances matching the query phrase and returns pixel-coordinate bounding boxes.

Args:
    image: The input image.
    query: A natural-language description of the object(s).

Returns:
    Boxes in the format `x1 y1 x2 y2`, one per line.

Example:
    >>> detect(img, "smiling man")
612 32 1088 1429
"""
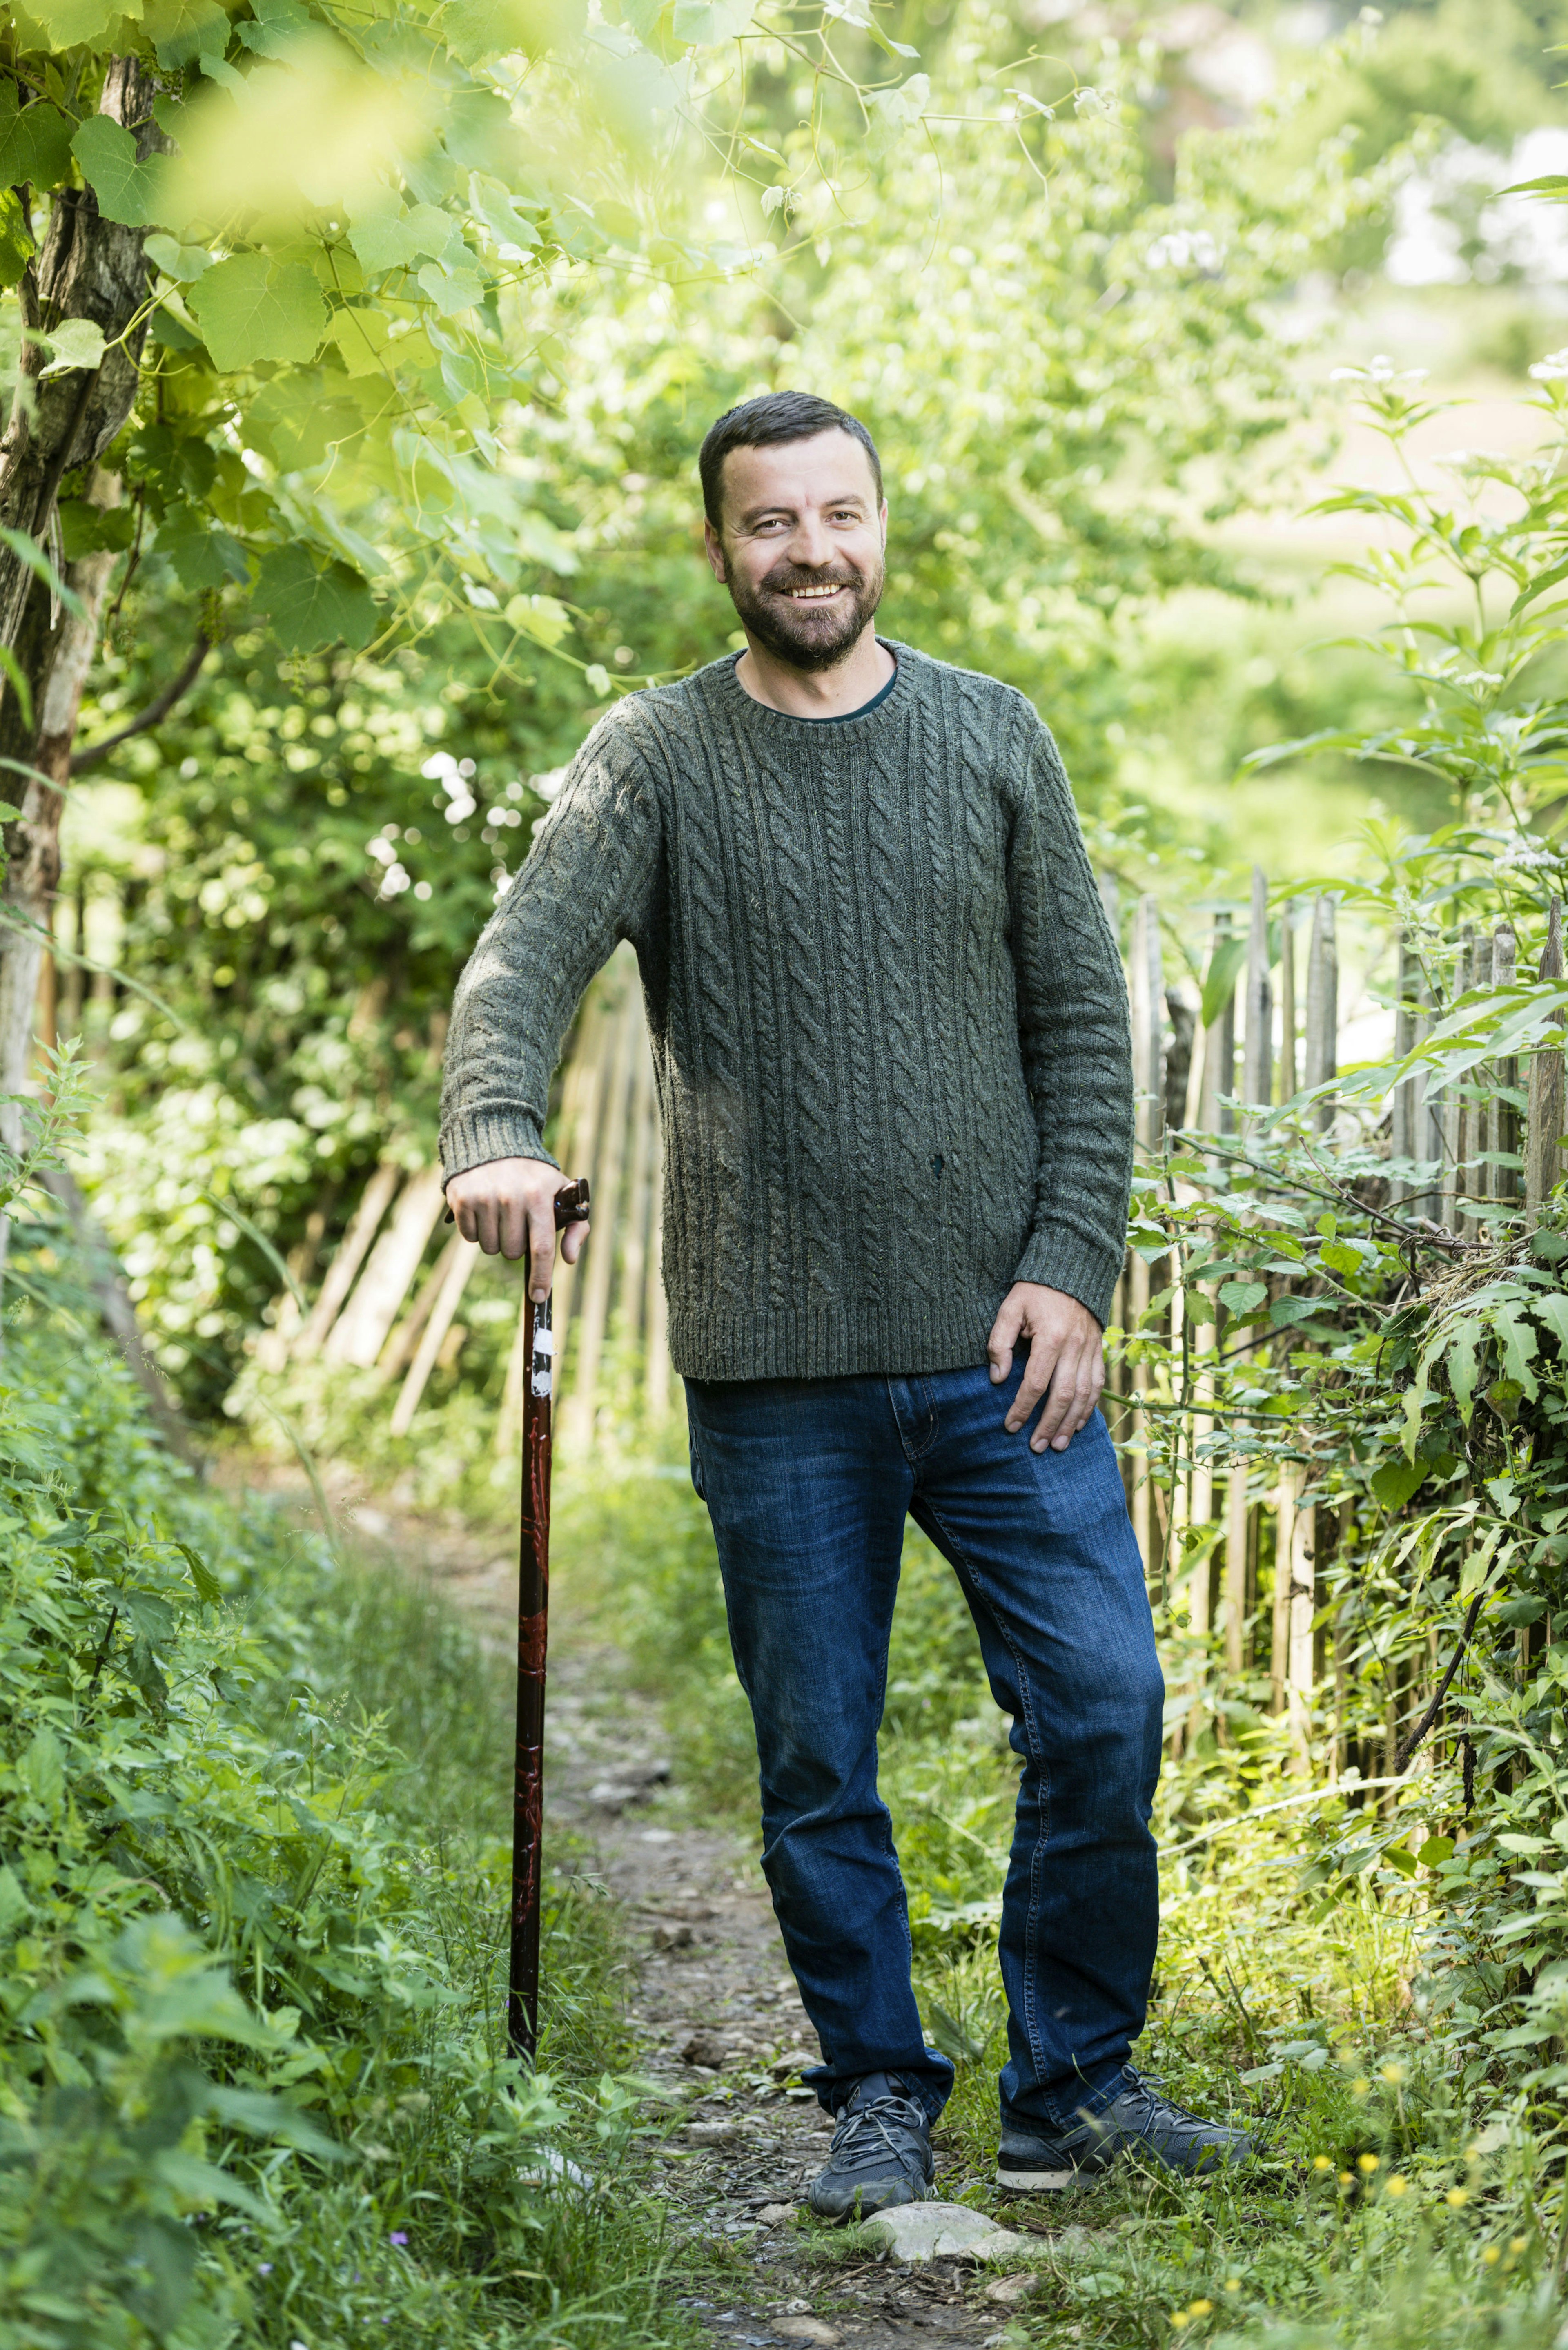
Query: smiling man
440 391 1250 2211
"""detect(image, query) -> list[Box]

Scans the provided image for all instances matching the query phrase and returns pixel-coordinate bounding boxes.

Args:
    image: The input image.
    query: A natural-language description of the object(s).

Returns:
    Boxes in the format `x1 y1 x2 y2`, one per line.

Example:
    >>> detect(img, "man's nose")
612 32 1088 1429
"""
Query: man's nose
787 513 835 569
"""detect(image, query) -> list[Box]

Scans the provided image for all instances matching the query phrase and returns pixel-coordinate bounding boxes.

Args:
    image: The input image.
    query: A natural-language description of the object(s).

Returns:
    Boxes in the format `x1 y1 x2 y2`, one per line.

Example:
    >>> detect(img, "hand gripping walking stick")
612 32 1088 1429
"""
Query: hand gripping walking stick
508 1174 591 2062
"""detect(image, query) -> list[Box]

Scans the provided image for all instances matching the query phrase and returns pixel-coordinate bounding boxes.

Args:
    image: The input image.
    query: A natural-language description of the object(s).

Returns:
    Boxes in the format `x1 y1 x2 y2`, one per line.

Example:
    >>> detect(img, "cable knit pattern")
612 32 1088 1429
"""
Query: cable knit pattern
439 643 1134 1381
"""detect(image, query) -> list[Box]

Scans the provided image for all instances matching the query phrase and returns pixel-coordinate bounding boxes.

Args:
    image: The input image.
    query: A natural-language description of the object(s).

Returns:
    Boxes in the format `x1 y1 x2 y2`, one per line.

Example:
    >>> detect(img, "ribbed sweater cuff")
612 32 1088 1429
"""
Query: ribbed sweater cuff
439 1110 558 1188
1013 1226 1120 1331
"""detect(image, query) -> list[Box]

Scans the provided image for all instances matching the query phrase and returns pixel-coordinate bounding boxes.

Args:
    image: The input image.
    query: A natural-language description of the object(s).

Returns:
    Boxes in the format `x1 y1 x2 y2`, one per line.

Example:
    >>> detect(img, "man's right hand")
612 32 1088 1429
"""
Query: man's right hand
445 1156 590 1302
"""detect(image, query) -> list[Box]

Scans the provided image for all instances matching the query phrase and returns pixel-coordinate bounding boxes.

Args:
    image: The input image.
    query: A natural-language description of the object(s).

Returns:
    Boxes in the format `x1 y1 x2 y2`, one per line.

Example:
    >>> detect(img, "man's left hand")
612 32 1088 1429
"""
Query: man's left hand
987 1283 1105 1454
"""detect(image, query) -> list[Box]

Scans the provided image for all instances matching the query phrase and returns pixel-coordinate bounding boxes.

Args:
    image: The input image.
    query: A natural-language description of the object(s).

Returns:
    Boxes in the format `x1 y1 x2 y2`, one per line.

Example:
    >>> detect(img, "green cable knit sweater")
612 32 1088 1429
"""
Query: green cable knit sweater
439 641 1134 1382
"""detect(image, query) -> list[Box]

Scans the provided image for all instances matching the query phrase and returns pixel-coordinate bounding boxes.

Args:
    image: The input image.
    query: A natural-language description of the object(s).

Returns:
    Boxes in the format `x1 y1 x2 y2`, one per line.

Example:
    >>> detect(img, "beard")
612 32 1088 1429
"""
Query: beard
723 551 885 673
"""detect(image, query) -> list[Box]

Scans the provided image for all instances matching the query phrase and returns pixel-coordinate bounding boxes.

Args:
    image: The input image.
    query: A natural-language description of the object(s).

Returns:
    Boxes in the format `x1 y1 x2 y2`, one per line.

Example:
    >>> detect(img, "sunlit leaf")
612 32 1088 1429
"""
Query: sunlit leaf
188 253 328 370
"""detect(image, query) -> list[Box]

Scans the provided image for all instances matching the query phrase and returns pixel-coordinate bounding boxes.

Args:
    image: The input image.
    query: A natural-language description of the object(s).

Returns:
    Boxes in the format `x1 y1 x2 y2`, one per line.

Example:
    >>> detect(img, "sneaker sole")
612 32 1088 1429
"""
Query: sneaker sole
995 2161 1101 2193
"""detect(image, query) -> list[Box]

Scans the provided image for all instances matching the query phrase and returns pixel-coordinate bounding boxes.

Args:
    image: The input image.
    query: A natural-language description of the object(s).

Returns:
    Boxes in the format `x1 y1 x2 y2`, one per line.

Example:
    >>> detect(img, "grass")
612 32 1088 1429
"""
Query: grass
230 1530 686 2348
552 1454 1568 2350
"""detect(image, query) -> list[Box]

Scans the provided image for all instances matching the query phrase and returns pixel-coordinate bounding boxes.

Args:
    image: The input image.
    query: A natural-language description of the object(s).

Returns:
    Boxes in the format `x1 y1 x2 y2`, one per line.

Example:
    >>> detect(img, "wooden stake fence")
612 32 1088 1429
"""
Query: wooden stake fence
267 874 1566 1761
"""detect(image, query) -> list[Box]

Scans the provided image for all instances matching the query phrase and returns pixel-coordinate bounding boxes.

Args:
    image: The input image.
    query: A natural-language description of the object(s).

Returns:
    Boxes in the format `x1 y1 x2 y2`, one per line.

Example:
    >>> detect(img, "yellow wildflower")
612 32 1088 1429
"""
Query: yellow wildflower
1385 2176 1408 2197
1482 2247 1500 2267
1358 2154 1380 2174
1447 2187 1469 2208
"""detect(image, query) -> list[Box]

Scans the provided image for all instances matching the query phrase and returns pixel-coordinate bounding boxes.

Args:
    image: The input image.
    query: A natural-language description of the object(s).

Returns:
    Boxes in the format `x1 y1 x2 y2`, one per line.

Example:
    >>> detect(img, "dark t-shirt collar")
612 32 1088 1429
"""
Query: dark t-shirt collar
728 641 898 724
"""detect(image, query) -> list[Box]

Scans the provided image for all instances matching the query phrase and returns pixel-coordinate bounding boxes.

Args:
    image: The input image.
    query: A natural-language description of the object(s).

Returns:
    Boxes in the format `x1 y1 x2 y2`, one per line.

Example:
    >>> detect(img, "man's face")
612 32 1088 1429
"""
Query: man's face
704 429 887 673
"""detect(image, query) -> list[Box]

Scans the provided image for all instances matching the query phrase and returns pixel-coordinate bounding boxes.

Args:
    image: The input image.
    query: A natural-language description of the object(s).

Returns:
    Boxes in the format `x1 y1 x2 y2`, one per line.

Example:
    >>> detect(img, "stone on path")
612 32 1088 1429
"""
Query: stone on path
860 2202 1033 2264
984 2273 1040 2307
755 2203 795 2225
773 2321 840 2346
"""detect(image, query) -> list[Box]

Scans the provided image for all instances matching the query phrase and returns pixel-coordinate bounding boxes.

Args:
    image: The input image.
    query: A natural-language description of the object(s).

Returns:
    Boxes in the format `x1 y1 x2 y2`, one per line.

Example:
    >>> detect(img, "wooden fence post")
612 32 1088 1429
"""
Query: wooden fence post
1243 866 1272 1126
1287 1491 1316 1766
1415 970 1443 1222
1224 1463 1250 1673
1391 930 1417 1200
1127 894 1165 1575
1490 921 1520 1209
1303 895 1337 1133
1527 899 1565 1224
1195 910 1236 1137
390 1237 480 1436
1279 898 1300 1104
1271 1467 1294 1714
561 979 641 1454
325 1166 446 1368
1441 932 1472 1232
291 1161 401 1360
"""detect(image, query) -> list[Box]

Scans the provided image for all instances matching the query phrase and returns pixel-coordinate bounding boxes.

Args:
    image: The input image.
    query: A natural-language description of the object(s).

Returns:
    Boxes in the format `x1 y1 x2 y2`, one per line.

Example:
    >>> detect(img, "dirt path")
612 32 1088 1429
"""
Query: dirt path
345 1495 1069 2350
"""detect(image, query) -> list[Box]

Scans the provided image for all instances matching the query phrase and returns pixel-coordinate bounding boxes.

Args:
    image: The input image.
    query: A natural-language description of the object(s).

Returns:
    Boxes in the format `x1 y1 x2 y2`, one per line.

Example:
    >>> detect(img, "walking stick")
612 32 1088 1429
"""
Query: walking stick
508 1174 591 2062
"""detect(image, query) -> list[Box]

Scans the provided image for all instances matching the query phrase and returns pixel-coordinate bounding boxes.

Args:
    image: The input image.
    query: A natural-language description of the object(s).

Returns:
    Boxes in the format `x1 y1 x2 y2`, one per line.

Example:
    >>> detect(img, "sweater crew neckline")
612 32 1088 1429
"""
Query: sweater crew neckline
717 638 908 733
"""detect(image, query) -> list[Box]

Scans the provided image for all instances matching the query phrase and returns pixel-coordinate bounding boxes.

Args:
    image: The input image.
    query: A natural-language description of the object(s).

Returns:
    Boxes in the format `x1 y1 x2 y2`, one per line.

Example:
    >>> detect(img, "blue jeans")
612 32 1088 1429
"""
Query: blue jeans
683 1362 1163 2133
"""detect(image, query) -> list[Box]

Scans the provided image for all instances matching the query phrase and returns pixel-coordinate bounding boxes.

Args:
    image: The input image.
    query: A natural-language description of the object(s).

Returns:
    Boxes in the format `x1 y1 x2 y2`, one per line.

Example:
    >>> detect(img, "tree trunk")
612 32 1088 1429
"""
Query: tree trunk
0 60 160 656
0 59 162 1286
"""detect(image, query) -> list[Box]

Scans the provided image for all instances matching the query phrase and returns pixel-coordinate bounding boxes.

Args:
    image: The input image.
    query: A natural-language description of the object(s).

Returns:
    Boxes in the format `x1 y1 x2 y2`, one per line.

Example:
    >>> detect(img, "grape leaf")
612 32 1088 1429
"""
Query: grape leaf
326 307 392 377
31 317 107 378
144 0 231 68
0 91 73 190
0 190 33 291
158 505 249 592
417 256 487 314
73 117 165 229
254 546 376 652
347 202 460 276
188 254 327 370
20 0 121 44
441 0 585 64
672 0 753 35
505 592 572 649
145 232 214 282
58 497 135 558
468 172 542 257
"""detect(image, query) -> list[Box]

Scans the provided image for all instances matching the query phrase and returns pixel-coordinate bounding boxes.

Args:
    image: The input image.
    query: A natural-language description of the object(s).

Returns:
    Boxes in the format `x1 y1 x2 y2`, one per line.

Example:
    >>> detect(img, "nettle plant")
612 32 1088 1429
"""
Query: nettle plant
1122 351 1568 2059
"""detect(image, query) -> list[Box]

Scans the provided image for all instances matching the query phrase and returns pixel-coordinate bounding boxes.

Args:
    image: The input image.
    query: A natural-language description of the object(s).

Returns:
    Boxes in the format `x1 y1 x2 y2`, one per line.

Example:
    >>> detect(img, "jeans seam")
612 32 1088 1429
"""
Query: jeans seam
887 1376 940 1463
918 1490 1058 2122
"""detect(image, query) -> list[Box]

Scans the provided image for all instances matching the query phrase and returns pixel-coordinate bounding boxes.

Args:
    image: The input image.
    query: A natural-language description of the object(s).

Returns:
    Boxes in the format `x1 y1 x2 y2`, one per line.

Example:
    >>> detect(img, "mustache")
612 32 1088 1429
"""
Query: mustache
760 564 865 593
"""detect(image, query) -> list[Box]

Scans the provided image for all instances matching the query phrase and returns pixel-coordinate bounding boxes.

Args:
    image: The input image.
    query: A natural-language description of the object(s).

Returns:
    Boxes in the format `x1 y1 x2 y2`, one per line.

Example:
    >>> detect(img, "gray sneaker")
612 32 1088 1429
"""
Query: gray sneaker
806 2072 935 2219
997 2069 1253 2191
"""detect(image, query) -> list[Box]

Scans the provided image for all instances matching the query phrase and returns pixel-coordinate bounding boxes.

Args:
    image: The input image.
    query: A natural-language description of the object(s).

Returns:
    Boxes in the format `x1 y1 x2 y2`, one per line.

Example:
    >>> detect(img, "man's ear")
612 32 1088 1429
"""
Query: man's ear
703 517 728 582
879 498 889 551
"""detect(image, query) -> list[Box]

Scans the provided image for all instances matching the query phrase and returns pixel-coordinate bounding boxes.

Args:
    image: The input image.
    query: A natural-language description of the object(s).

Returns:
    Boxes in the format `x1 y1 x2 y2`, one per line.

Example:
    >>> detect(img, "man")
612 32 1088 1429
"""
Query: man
442 390 1250 2211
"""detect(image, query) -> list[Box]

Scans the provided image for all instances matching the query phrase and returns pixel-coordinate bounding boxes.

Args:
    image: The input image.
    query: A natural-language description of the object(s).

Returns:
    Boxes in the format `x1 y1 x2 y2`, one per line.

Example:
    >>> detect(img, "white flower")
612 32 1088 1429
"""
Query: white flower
376 862 412 899
1530 349 1568 382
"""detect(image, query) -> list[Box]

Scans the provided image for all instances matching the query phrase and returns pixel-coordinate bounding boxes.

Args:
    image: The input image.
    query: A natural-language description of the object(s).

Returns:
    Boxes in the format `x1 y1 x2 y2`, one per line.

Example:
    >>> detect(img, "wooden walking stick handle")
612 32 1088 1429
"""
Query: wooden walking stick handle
507 1175 590 2062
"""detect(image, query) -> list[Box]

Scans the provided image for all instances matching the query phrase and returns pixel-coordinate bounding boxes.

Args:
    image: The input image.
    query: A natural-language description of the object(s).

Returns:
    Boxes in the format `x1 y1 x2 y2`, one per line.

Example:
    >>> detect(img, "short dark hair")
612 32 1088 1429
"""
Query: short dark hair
699 392 882 531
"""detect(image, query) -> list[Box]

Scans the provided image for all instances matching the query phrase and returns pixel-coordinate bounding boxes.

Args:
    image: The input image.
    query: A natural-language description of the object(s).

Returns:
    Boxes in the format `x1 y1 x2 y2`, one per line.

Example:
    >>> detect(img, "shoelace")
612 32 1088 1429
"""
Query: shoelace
829 2093 929 2176
1117 2071 1222 2138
